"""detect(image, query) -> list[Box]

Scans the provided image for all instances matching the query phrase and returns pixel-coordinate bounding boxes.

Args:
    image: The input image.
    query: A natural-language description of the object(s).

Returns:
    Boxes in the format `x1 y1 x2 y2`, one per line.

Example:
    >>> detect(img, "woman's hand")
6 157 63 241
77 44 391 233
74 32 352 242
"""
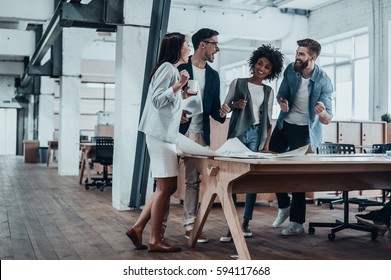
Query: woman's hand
173 70 190 94
232 99 247 109
178 70 190 85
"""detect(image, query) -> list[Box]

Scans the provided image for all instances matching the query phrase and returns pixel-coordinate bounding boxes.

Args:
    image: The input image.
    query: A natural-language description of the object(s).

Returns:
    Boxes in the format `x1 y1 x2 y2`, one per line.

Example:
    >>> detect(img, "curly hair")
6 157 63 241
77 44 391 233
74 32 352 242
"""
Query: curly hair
248 44 284 81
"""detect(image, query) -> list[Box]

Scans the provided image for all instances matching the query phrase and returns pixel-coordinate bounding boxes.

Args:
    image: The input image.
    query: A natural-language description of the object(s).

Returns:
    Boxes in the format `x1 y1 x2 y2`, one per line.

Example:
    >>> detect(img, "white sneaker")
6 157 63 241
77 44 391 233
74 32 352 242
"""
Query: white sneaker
281 222 304 236
272 206 290 227
219 236 232 243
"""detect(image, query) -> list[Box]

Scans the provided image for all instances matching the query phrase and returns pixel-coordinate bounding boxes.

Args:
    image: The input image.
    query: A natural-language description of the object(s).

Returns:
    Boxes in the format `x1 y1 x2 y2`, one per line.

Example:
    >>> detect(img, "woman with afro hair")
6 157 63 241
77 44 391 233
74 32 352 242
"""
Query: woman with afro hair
220 44 284 243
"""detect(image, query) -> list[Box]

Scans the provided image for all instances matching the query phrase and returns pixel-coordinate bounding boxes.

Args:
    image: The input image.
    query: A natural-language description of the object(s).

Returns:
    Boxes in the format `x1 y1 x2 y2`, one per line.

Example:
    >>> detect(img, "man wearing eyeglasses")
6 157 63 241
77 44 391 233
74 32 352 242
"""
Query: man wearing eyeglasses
171 28 230 243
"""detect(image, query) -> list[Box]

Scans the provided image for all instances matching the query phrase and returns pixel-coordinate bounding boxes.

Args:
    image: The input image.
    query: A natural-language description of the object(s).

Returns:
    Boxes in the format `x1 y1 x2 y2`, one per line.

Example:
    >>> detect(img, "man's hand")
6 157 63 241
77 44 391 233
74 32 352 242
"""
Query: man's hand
278 97 289 112
314 101 325 115
181 110 192 123
220 103 231 118
182 86 198 99
315 101 332 124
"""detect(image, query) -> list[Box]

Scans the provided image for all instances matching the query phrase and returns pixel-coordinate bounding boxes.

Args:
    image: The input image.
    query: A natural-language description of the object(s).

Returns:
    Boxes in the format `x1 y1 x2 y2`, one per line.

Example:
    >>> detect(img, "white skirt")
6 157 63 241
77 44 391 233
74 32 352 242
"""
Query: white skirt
146 135 178 178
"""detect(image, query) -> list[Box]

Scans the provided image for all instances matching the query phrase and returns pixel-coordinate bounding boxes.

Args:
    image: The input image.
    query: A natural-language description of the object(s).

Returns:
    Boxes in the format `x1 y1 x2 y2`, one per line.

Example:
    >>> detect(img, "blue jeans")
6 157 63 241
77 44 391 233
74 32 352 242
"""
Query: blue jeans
234 125 260 221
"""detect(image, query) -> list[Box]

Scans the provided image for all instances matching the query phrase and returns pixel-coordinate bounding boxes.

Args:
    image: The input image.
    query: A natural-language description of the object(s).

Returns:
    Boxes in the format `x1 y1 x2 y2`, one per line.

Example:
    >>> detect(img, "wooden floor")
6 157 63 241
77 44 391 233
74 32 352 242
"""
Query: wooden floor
1 155 390 260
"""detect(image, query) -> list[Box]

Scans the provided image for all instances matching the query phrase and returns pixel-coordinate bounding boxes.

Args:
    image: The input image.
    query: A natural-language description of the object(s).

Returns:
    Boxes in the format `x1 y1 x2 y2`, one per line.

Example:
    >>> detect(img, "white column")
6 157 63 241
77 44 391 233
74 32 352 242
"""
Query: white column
58 28 95 175
112 0 152 210
388 20 391 113
38 76 55 148
58 76 80 175
27 95 35 140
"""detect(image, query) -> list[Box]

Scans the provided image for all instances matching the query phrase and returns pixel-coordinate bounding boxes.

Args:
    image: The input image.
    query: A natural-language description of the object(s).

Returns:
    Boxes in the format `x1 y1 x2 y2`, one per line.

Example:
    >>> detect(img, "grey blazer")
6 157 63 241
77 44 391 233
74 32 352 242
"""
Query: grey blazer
139 62 182 143
224 78 273 150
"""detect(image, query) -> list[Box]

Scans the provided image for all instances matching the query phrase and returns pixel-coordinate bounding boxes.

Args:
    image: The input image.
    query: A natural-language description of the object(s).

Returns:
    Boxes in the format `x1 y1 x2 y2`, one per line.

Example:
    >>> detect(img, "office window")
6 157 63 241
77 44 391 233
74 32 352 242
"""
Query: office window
335 38 351 63
354 59 369 120
53 82 115 139
355 34 369 59
335 64 352 119
79 82 115 138
319 31 369 120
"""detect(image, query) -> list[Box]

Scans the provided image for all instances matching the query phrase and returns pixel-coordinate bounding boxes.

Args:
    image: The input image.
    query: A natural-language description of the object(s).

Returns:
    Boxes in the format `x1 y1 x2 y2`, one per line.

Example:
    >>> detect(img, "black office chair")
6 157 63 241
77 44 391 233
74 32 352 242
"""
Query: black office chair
314 144 353 209
308 143 379 240
351 143 391 210
85 136 113 192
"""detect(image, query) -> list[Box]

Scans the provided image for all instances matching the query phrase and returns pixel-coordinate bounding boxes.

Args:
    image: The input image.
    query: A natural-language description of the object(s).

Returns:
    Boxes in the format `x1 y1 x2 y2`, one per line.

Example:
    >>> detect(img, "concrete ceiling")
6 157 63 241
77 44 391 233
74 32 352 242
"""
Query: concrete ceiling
0 0 339 77
171 0 340 14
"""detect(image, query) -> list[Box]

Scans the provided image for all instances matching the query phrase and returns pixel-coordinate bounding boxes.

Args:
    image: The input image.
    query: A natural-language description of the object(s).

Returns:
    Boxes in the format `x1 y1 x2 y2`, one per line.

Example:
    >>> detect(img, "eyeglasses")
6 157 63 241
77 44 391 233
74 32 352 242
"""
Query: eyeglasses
202 41 219 48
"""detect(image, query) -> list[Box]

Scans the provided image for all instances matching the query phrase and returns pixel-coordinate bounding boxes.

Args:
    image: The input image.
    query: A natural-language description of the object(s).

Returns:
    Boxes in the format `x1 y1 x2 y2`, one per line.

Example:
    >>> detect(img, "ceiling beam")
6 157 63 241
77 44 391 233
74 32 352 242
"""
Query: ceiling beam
171 0 271 14
20 0 123 88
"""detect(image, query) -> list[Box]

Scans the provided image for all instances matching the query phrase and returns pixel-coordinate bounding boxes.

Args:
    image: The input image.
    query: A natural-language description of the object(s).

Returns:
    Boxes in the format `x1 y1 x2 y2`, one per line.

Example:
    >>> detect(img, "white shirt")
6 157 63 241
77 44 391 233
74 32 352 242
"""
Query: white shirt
188 65 206 133
248 82 265 125
285 77 310 126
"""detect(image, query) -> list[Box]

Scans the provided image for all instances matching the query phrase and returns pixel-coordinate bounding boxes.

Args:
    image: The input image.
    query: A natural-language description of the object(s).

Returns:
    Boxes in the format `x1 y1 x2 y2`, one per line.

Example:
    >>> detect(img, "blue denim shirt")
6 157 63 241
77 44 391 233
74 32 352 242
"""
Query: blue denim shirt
276 62 333 150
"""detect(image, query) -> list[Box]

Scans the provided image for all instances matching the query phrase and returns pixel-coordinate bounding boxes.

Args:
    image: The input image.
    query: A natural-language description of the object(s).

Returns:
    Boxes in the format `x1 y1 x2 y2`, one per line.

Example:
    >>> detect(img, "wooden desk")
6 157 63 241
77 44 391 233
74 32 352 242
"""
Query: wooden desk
186 154 391 260
79 143 96 184
47 140 58 167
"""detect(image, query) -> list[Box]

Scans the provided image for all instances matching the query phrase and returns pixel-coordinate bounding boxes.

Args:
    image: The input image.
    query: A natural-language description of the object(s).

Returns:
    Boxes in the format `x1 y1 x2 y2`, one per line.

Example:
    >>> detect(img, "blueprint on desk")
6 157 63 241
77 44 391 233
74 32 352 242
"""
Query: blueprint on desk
176 133 308 159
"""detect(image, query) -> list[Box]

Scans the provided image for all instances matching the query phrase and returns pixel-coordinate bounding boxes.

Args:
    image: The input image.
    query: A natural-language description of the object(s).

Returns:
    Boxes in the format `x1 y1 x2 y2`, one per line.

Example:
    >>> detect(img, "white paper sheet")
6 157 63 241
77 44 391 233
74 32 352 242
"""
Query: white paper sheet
176 133 218 157
215 137 275 158
181 94 203 117
176 133 308 159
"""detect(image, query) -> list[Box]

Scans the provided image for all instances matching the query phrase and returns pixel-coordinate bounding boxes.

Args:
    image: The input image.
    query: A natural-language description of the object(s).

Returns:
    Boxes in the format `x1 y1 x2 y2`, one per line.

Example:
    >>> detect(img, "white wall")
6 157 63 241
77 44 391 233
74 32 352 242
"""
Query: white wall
168 5 308 68
0 77 21 108
0 108 17 155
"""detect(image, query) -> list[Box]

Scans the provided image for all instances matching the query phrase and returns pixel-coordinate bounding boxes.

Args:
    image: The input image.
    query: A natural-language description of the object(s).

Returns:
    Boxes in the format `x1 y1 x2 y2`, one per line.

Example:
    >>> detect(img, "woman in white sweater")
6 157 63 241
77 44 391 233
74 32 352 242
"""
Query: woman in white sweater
126 32 190 252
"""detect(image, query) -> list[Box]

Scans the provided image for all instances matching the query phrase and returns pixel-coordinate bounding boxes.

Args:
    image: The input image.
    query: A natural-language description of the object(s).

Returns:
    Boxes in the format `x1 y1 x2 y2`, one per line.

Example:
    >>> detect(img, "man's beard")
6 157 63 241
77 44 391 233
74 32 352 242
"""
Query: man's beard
294 59 309 72
205 52 214 63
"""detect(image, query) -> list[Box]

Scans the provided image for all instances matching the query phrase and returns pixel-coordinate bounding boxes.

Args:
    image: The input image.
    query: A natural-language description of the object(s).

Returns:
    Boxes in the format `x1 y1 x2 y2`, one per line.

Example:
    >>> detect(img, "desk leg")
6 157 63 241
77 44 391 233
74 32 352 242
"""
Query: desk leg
79 148 93 185
85 154 92 183
79 150 87 184
188 190 217 248
47 148 51 167
220 184 251 260
188 158 252 259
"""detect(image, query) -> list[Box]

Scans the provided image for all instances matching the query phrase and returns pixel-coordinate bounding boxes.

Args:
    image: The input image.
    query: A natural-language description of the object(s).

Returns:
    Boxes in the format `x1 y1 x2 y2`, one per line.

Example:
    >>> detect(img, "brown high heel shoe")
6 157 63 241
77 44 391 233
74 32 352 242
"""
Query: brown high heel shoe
126 228 147 250
148 242 181 252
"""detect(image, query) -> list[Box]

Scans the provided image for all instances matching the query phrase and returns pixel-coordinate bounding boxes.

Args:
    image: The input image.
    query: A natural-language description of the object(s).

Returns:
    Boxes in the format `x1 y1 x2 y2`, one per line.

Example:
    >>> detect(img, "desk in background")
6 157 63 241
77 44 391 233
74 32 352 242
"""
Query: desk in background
186 154 391 260
47 140 58 167
79 143 96 185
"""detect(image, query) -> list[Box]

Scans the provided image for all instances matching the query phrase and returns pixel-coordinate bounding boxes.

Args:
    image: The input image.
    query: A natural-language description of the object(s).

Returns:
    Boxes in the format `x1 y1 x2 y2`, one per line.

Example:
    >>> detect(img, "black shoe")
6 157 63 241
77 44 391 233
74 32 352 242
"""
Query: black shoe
356 210 390 233
241 219 253 237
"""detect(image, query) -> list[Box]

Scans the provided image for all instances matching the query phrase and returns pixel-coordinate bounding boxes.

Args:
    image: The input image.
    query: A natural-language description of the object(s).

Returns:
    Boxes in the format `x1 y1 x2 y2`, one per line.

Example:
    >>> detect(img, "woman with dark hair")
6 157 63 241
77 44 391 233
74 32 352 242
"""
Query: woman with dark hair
220 44 284 242
126 32 190 252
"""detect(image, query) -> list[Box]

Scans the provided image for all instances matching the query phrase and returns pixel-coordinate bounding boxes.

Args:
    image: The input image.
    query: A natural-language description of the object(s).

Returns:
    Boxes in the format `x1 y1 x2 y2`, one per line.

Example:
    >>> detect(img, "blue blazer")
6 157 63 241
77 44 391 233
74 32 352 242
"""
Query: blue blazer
178 56 226 146
276 63 333 150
